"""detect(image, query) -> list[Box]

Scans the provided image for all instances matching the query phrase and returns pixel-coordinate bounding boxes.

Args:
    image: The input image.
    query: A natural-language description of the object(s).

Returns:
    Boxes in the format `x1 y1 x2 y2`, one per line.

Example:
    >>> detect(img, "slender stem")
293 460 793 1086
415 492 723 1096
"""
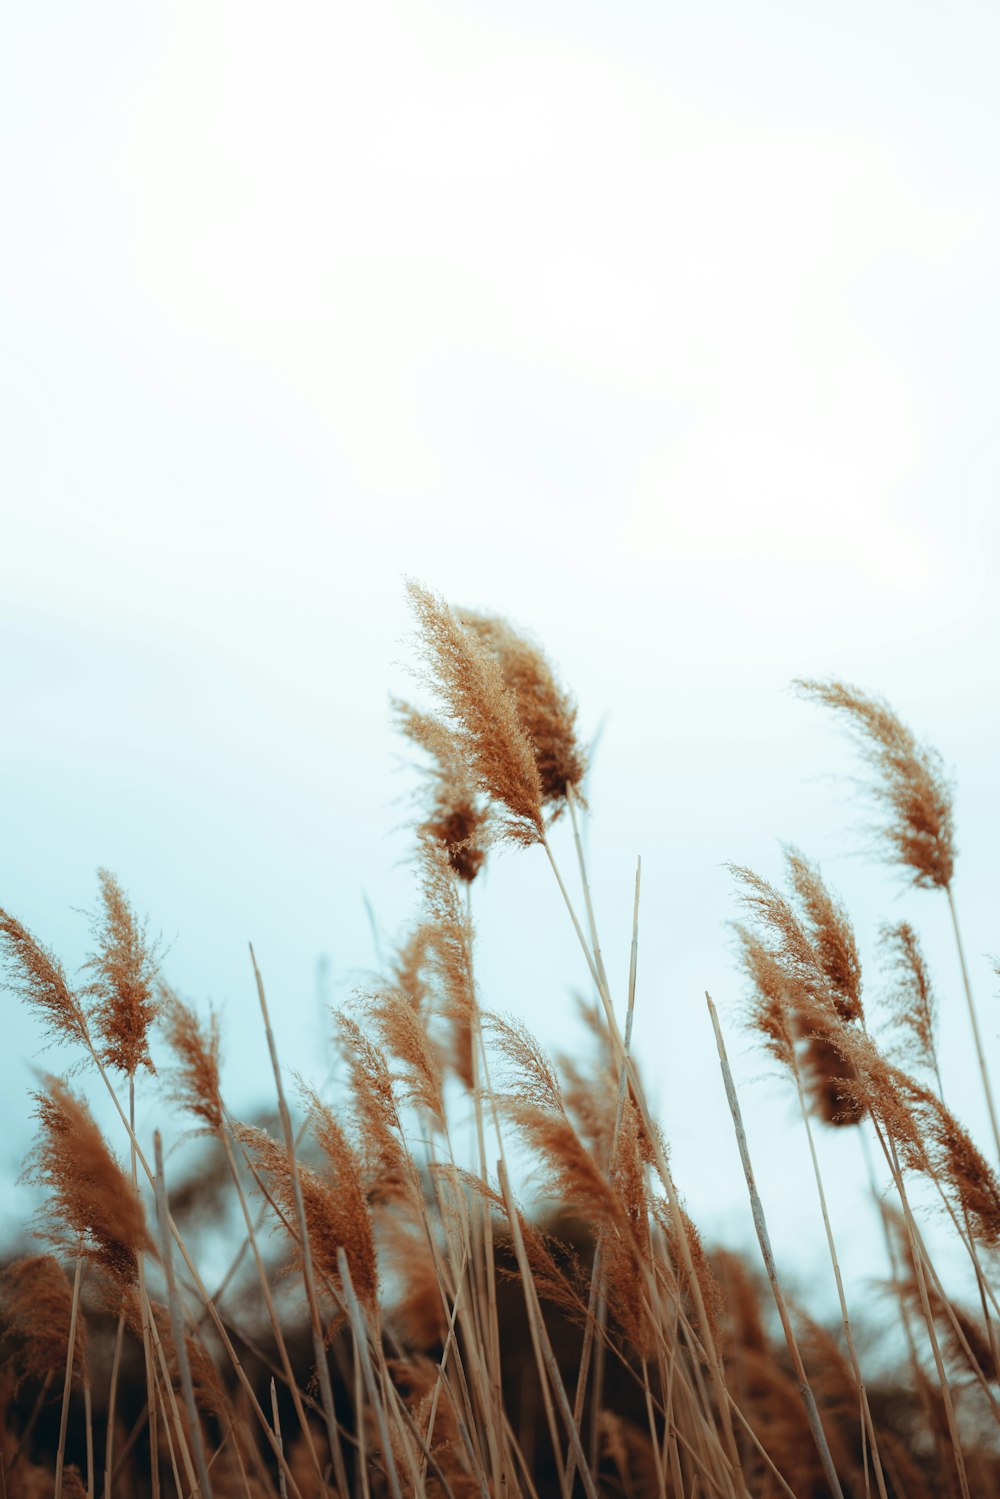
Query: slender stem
543 835 745 1497
945 883 1000 1162
218 1125 326 1484
153 1130 215 1499
336 1250 404 1499
270 1381 288 1499
706 995 846 1499
54 1253 83 1499
249 944 350 1499
790 1066 888 1499
566 782 609 996
872 1120 971 1499
5 1369 54 1475
496 1160 601 1499
564 856 641 1499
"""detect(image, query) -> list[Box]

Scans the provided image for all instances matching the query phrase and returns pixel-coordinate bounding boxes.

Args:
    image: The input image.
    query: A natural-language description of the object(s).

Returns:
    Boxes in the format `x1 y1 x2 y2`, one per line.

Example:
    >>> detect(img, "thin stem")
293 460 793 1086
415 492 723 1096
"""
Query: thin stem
129 1076 160 1499
564 855 641 1499
496 1159 601 1499
790 1066 888 1499
153 1129 215 1499
945 883 1000 1162
54 1252 83 1499
543 835 745 1497
270 1381 288 1499
218 1124 326 1484
872 1119 971 1499
249 944 351 1499
706 995 845 1499
336 1250 404 1499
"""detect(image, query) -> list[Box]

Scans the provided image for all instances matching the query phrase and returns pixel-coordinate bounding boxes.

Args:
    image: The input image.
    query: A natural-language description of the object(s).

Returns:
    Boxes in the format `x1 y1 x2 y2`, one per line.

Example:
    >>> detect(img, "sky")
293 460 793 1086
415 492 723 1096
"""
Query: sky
2 1 999 1317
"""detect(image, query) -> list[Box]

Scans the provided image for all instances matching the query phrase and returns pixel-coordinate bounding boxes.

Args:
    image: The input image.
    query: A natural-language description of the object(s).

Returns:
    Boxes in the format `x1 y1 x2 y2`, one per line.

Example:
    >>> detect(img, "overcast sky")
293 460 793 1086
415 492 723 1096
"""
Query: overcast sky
2 1 999 1312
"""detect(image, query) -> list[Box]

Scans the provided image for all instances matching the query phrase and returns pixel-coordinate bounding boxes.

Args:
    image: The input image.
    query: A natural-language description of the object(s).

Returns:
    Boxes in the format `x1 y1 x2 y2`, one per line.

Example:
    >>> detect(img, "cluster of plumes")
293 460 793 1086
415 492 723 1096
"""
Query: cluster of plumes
0 1254 85 1391
486 1010 682 1360
883 1204 999 1399
715 1253 939 1499
457 609 587 815
0 1427 88 1499
795 679 956 890
890 1073 1000 1249
159 985 225 1135
394 699 490 883
236 1088 379 1316
389 1357 482 1499
0 908 90 1051
393 841 479 1091
0 870 162 1082
402 581 587 852
110 1283 229 1422
83 868 163 1077
731 849 867 1127
879 922 941 1084
23 1076 154 1287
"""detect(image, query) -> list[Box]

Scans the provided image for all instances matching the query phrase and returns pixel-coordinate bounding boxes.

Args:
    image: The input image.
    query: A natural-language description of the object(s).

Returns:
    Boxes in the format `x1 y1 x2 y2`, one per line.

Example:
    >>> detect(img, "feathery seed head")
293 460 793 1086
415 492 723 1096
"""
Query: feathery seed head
0 1254 86 1388
25 1076 154 1287
0 908 90 1051
394 698 489 881
795 678 956 889
783 847 863 1022
457 608 587 816
405 581 545 843
879 921 939 1080
83 869 162 1077
160 985 224 1133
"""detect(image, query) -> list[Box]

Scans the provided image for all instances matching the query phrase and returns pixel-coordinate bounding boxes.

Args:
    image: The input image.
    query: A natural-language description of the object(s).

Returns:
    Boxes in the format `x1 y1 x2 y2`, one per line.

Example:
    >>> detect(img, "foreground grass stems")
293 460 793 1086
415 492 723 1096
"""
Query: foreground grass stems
496 1161 600 1499
705 994 847 1499
563 854 641 1499
797 678 1000 1164
249 944 351 1499
541 833 748 1499
152 1130 214 1499
788 1062 888 1499
53 1253 84 1499
128 1079 160 1499
7 591 1000 1496
944 884 1000 1163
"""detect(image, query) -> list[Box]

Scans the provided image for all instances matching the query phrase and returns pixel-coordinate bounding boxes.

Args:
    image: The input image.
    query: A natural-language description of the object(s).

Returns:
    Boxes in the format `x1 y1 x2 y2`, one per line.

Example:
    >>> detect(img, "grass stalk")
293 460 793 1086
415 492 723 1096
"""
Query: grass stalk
249 944 351 1499
788 1063 889 1499
153 1129 215 1499
945 883 1000 1162
53 1252 83 1499
705 995 846 1499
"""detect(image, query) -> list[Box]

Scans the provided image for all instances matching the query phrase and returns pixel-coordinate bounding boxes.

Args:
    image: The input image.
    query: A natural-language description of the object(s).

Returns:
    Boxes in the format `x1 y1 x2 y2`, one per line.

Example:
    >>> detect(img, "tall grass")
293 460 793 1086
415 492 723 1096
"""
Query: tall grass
1 583 998 1497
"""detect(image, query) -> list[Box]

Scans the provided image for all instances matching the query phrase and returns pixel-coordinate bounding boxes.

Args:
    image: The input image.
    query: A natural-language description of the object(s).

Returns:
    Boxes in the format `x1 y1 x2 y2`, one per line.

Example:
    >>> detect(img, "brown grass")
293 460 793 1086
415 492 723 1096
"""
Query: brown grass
1 585 998 1499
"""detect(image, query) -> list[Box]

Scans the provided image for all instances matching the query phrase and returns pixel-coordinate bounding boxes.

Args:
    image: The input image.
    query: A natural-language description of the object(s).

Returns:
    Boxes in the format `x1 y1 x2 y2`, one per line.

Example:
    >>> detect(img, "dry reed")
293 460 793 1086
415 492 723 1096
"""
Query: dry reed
1 586 998 1499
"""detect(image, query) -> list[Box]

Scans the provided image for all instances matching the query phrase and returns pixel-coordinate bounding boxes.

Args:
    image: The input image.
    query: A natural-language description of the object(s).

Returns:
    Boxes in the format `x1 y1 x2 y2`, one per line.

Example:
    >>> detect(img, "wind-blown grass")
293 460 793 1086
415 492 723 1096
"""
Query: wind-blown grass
0 588 997 1498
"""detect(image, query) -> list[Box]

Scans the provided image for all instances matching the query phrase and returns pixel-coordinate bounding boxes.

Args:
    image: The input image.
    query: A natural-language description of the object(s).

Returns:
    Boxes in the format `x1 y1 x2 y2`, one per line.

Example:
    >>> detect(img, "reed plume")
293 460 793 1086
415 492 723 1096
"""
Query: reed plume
24 1076 154 1287
731 857 866 1126
0 909 90 1050
394 698 489 882
879 922 941 1084
1 1255 86 1389
159 986 224 1135
457 608 587 816
83 870 161 1078
798 676 1000 1164
405 580 544 843
795 678 955 890
236 1113 378 1314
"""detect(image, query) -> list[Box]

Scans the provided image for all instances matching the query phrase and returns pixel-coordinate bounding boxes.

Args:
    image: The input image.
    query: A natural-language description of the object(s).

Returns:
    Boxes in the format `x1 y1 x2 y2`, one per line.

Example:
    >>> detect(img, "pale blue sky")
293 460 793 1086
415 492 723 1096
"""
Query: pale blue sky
2 2 998 1312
